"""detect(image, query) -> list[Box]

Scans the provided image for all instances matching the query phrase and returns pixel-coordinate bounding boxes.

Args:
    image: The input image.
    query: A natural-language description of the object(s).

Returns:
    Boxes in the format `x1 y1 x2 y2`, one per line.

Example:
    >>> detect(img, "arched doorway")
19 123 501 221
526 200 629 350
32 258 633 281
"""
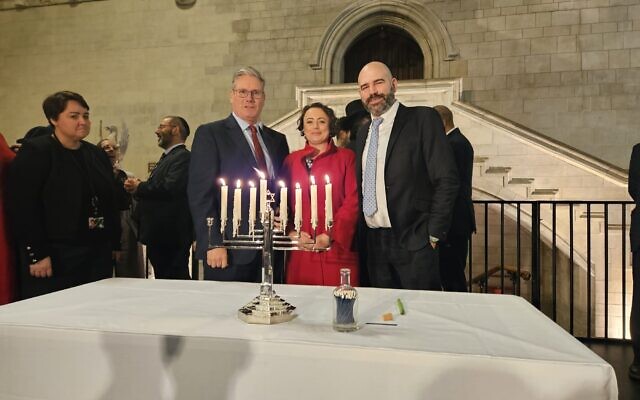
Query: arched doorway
342 25 424 83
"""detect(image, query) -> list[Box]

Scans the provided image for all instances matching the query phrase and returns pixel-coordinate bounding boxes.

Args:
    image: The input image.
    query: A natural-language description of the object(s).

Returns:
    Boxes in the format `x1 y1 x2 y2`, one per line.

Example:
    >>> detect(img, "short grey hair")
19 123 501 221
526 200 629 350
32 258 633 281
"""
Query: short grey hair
232 66 265 88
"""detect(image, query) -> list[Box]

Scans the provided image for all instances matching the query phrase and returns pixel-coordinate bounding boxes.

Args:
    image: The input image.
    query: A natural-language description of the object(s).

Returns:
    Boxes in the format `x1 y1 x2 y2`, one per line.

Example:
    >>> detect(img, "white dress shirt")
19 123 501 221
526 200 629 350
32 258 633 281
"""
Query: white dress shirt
361 100 400 228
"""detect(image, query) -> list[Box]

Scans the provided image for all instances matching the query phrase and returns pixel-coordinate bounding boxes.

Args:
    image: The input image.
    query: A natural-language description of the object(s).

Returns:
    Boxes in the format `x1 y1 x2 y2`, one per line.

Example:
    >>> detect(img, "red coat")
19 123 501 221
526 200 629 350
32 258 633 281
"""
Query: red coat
0 134 16 304
282 141 359 286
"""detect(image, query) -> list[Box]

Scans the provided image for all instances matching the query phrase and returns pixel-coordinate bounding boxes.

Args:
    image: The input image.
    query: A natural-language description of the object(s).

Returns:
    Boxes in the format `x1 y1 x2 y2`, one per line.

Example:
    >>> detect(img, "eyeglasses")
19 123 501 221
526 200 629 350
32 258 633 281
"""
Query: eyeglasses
157 124 176 130
233 89 265 99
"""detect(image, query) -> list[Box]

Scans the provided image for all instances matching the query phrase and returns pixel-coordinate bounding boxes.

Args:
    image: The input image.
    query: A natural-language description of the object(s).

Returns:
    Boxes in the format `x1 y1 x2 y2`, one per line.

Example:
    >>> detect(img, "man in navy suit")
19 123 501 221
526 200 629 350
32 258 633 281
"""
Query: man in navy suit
188 67 289 282
629 144 640 380
355 61 459 290
125 116 193 279
435 105 476 292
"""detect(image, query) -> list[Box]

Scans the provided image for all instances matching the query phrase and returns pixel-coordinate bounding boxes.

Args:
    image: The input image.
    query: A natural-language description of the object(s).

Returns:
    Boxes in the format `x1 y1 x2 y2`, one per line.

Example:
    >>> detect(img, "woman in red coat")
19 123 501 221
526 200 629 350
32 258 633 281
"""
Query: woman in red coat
0 133 17 304
283 102 359 286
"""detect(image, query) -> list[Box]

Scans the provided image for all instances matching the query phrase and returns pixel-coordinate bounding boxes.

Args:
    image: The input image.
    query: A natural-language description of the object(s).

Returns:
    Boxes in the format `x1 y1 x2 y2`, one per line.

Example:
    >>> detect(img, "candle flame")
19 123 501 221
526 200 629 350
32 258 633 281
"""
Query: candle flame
236 179 242 188
220 178 226 186
254 168 266 179
249 181 255 187
279 180 286 188
295 182 301 189
310 175 316 185
324 174 330 184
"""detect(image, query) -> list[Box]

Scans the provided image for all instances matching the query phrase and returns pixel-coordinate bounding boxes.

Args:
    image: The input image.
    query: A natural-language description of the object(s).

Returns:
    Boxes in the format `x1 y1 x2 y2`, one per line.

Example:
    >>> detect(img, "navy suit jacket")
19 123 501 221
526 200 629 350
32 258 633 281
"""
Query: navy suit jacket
187 114 289 264
355 103 459 251
630 144 640 253
446 128 476 238
135 144 192 247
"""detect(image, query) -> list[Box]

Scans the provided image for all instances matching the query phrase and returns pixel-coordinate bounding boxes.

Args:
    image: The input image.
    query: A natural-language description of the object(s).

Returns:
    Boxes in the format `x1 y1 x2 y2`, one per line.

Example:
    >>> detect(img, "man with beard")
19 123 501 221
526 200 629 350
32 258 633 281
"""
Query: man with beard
355 61 459 290
124 116 193 279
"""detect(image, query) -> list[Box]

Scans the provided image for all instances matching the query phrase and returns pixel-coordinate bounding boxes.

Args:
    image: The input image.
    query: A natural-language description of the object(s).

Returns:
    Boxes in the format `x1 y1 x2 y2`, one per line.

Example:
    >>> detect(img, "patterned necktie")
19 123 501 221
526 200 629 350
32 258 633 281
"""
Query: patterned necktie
362 118 384 217
249 124 268 175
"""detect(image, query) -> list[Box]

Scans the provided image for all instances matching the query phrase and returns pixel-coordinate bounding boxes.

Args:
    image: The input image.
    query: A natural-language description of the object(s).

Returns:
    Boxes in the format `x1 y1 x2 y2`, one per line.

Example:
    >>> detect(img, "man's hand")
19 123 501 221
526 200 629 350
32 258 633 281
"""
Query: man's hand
29 256 52 278
207 248 228 268
124 178 141 194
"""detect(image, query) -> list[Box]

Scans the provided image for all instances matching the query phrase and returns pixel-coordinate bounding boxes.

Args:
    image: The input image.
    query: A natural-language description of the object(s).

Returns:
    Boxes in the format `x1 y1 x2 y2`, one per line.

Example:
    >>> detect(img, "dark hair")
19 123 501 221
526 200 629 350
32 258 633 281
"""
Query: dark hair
166 116 190 140
297 102 339 138
42 91 90 125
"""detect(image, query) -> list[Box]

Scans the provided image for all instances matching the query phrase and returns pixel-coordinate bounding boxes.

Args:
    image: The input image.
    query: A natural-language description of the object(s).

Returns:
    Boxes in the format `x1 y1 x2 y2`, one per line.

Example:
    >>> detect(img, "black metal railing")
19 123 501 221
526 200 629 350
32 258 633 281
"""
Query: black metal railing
469 200 634 340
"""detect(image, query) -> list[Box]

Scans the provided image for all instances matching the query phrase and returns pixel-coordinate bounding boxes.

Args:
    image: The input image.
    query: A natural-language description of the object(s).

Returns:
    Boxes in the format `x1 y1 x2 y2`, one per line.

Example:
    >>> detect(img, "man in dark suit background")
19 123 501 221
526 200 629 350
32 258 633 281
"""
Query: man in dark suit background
434 105 476 292
629 143 640 380
355 61 459 290
124 116 192 279
188 66 289 282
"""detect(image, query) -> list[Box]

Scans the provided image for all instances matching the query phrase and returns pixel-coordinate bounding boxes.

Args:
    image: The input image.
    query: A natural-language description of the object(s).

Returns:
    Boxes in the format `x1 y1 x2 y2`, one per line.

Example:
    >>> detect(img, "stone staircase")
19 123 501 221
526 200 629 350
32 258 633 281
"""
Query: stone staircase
270 79 633 338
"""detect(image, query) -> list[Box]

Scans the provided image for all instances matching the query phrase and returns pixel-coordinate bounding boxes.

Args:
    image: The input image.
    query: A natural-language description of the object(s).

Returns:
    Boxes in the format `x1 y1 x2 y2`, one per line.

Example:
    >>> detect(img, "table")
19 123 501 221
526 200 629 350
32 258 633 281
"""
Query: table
0 278 617 399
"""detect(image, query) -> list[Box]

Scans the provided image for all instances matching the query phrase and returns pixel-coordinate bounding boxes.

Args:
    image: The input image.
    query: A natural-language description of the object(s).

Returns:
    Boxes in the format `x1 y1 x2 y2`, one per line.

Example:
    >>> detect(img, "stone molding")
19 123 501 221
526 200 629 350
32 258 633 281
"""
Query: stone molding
0 0 104 11
310 0 459 84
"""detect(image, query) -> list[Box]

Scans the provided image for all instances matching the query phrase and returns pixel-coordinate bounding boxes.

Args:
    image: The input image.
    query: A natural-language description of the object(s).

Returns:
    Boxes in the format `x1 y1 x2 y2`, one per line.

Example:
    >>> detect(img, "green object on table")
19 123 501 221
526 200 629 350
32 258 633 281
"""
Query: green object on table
396 298 405 315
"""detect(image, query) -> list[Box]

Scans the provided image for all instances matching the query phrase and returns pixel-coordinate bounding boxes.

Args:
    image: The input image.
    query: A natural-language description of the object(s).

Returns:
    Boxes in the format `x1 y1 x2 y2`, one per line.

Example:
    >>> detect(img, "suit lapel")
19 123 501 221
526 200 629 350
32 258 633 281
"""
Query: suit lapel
384 103 409 166
356 122 371 177
225 115 258 170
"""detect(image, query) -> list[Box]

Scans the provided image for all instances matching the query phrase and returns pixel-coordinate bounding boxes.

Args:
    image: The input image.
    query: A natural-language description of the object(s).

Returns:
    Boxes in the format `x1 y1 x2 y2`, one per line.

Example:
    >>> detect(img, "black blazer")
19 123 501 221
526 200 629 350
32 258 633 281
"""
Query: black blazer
8 135 120 262
447 128 476 238
630 144 640 252
355 103 460 251
135 144 193 247
187 114 289 263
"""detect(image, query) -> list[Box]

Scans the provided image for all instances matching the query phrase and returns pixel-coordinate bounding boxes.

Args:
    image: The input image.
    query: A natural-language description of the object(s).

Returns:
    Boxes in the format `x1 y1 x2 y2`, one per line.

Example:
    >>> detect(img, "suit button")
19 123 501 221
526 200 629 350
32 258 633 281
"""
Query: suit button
32 259 37 263
26 246 31 250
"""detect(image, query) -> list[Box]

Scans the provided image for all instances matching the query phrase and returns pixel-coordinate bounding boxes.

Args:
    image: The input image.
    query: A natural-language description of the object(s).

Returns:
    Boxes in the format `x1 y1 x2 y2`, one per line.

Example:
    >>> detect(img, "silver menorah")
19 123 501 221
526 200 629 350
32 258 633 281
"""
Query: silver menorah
206 191 331 325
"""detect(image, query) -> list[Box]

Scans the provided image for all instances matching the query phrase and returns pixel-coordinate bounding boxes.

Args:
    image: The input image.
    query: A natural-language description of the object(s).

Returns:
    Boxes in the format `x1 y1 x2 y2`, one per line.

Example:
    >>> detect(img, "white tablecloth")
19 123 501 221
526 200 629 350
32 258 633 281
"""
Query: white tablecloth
0 278 617 399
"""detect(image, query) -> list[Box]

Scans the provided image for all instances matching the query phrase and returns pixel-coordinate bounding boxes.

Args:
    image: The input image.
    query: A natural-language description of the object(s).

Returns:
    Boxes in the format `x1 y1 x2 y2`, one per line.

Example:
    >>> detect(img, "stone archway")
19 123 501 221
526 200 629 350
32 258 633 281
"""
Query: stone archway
343 25 424 83
310 0 458 84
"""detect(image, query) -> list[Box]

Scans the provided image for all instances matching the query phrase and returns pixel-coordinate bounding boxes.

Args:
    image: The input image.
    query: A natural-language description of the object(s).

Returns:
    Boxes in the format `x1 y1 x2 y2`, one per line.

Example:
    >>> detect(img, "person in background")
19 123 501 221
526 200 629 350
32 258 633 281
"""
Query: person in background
98 138 144 278
282 102 359 286
434 105 476 292
340 99 370 152
354 61 459 290
0 133 16 304
9 125 53 153
124 117 193 280
628 143 640 380
8 91 120 299
188 66 289 282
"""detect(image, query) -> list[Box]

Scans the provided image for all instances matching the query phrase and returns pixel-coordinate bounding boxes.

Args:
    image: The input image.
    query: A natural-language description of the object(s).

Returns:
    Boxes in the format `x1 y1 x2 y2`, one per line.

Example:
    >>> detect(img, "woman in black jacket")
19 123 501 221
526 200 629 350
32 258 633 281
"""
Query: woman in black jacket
8 91 120 299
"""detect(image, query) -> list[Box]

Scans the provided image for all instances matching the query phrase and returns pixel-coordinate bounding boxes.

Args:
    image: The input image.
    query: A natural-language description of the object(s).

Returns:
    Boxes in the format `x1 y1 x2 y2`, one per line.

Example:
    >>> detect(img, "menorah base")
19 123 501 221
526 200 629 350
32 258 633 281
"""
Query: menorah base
238 293 297 324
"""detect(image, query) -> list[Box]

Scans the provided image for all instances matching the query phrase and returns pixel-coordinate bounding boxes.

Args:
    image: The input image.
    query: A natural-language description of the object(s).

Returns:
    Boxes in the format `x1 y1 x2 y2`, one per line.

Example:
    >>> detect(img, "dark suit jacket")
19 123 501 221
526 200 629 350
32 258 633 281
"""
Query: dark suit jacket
630 144 640 252
8 135 121 262
136 144 192 247
355 103 459 251
447 128 476 238
188 114 289 264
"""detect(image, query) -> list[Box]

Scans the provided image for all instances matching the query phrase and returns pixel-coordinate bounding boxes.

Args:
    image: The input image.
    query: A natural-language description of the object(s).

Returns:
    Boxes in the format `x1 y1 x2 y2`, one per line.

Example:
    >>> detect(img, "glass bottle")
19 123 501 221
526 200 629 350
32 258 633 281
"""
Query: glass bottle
332 268 359 332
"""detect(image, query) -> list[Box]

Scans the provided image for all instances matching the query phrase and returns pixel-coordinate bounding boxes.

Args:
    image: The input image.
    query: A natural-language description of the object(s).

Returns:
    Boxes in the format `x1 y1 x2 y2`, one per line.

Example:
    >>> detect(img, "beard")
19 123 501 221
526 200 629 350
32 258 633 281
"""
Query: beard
364 90 396 117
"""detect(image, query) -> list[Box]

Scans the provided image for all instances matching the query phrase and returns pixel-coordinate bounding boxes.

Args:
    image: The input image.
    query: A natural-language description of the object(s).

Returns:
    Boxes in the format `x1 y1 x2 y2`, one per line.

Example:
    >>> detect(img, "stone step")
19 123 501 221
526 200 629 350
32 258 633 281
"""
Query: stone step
579 211 605 219
474 156 489 163
508 177 534 185
485 166 511 174
529 188 559 196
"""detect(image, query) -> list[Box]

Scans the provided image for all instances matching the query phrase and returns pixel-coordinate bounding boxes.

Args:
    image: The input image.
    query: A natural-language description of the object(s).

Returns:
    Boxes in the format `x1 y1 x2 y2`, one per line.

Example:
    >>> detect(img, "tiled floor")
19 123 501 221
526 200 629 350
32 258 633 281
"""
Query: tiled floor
582 339 640 400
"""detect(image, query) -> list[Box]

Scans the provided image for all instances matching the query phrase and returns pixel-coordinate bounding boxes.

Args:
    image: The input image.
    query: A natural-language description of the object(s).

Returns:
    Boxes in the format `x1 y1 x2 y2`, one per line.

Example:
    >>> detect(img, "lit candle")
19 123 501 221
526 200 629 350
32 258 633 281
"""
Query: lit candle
257 170 268 219
294 182 302 234
310 175 318 231
324 174 332 230
220 178 228 234
279 180 287 231
233 179 242 237
248 181 256 235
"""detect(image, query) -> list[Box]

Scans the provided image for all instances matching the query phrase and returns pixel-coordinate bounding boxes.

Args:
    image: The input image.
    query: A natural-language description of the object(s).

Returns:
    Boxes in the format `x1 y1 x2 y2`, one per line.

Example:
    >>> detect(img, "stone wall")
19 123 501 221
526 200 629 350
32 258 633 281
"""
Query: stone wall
0 0 637 177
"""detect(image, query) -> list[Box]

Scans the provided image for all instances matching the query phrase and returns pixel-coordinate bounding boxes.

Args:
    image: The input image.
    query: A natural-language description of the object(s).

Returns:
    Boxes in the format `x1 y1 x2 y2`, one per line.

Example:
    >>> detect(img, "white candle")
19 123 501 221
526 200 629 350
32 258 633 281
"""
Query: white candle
248 181 256 235
220 179 228 234
233 179 242 237
258 170 267 219
279 180 287 231
310 175 318 231
294 182 302 234
324 174 332 230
